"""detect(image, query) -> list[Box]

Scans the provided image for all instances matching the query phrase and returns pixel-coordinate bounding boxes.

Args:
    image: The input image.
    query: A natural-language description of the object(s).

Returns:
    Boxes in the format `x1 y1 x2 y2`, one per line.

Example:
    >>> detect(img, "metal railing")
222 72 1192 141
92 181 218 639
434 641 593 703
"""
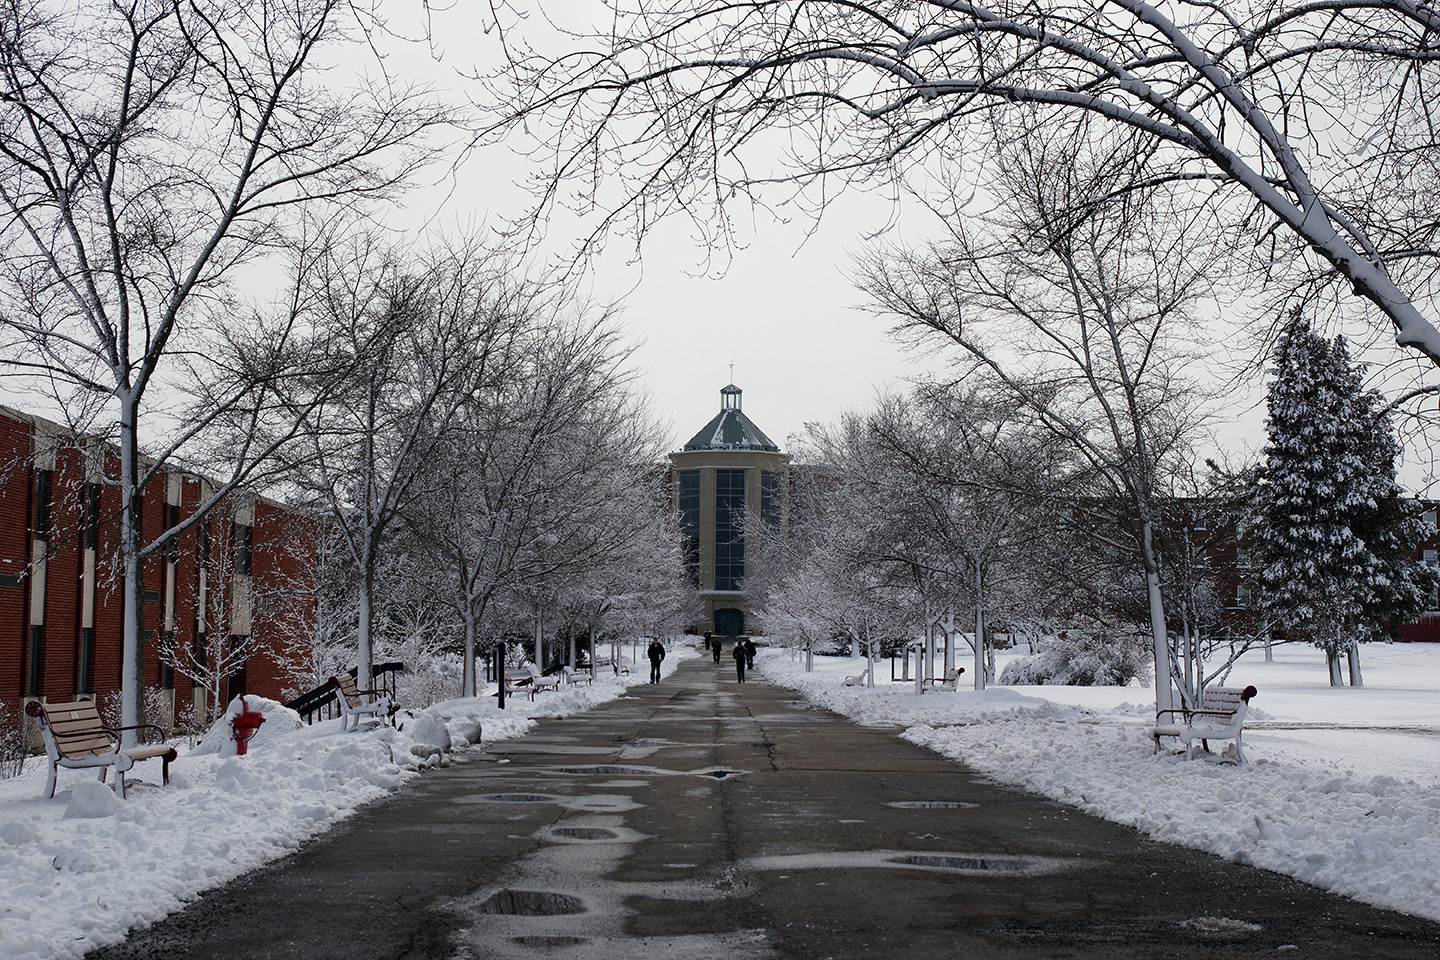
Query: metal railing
285 662 406 725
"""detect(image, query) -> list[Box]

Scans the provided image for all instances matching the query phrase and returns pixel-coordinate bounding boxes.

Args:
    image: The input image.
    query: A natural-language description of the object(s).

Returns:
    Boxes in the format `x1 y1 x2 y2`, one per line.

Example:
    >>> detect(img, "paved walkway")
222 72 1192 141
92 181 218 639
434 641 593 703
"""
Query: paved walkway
90 658 1440 959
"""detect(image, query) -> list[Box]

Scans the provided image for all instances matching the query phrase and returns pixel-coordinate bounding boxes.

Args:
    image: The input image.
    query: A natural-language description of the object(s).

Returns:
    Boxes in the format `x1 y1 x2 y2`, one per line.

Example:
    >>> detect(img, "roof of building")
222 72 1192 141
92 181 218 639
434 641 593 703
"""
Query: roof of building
683 384 781 452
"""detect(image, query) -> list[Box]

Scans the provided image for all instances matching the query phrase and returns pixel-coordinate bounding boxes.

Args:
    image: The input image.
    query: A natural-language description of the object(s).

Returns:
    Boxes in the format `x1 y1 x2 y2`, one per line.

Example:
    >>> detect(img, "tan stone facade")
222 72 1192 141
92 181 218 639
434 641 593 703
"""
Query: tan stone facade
669 385 789 636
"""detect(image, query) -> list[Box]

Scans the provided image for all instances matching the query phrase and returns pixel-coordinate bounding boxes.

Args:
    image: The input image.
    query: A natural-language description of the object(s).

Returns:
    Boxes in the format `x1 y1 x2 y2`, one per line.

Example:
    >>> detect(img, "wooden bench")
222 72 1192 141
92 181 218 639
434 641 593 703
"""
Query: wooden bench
504 668 536 701
842 665 871 687
923 666 966 692
1153 685 1259 763
527 665 561 694
25 700 176 799
329 674 396 731
561 666 593 686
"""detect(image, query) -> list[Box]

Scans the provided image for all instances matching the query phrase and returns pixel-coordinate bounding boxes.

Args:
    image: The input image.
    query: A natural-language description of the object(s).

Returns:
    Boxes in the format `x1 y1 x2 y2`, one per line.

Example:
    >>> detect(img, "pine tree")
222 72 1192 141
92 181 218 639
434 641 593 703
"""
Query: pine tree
1244 315 1438 685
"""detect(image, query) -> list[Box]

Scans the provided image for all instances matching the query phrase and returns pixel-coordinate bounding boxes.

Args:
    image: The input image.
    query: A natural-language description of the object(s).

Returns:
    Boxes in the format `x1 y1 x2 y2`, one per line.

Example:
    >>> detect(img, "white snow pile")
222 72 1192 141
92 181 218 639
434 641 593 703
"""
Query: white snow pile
0 649 689 960
760 644 1440 923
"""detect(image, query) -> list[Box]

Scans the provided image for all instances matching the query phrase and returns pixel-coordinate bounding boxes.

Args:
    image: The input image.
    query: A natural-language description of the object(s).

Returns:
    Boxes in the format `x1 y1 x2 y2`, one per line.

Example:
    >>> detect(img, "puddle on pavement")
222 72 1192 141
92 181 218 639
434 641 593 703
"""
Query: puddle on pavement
475 889 587 916
885 800 979 810
550 765 670 777
696 768 744 779
746 849 1074 878
472 794 560 804
550 827 620 841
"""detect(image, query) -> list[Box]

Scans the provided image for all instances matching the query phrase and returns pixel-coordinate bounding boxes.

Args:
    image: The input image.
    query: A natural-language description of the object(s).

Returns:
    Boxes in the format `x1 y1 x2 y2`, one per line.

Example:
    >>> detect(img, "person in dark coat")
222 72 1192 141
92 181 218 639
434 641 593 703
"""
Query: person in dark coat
647 638 666 683
732 641 747 682
744 637 757 669
707 631 720 664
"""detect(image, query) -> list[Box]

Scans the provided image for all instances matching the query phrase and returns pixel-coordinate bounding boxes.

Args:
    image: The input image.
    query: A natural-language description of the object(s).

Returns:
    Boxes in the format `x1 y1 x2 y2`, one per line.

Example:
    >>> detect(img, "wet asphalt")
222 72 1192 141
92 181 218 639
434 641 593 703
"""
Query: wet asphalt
86 656 1440 959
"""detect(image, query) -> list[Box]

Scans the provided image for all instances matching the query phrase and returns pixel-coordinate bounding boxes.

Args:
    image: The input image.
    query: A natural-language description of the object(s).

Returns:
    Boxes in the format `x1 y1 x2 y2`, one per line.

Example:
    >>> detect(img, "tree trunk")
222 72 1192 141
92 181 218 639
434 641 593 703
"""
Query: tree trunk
1347 641 1364 687
1140 519 1174 716
533 602 543 667
356 562 374 691
461 597 478 698
974 560 985 691
1327 650 1345 687
943 608 955 675
119 399 145 748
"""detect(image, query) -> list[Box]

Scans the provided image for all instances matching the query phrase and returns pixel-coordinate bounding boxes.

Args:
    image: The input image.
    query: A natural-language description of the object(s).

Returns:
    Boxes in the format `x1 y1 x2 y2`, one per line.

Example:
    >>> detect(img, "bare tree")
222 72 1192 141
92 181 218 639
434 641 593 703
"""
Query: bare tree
412 297 665 695
282 237 512 690
858 124 1218 714
485 1 1440 365
0 0 446 739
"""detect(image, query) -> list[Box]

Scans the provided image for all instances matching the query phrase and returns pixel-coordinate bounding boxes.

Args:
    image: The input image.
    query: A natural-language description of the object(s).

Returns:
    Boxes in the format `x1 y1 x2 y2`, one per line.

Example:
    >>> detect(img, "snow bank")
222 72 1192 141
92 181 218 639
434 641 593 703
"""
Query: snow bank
760 646 1440 923
0 647 689 960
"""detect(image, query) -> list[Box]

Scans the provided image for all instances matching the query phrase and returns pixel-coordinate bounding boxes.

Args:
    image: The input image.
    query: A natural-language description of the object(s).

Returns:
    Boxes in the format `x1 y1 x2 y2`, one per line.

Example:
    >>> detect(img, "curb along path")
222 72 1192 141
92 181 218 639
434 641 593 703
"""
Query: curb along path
89 657 1440 959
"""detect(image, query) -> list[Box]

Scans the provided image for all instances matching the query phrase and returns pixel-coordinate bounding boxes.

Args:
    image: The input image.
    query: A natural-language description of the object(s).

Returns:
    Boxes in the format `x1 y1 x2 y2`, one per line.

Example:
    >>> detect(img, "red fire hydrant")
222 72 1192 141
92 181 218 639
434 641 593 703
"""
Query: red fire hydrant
231 697 266 756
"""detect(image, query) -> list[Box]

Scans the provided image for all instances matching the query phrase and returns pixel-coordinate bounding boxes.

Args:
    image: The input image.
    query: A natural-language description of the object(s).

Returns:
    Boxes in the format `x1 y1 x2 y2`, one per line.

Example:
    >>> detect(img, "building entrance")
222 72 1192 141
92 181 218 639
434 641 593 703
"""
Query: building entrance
714 608 744 637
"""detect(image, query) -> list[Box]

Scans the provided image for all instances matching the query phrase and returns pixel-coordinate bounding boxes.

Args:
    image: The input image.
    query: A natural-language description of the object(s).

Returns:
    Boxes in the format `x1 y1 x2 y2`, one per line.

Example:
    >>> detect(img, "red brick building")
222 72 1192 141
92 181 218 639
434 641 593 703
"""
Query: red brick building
0 405 320 727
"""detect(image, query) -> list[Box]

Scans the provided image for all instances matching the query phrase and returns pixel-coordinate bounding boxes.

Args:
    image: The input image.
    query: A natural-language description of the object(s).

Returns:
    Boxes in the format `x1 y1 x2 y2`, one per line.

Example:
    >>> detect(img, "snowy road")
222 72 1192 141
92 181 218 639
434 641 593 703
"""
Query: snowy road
85 657 1440 960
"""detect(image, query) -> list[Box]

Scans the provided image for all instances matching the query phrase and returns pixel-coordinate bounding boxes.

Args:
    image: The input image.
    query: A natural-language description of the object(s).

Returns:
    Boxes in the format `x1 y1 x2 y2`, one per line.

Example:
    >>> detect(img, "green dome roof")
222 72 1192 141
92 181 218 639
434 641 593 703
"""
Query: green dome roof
684 384 780 452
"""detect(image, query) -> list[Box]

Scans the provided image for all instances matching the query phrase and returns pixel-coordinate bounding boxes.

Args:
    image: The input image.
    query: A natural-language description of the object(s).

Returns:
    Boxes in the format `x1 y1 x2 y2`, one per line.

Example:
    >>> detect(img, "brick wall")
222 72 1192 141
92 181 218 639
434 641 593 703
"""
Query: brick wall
0 406 319 718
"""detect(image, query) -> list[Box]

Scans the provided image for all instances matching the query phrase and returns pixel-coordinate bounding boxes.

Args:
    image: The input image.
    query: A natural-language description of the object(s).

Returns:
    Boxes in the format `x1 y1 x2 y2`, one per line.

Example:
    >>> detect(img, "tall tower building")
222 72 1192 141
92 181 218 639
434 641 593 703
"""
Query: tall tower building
670 384 790 636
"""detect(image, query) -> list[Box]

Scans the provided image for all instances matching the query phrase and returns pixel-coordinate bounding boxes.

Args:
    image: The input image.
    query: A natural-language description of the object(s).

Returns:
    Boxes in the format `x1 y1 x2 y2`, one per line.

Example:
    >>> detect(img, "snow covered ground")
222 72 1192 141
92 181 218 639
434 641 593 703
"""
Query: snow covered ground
0 650 688 960
759 641 1440 925
3 640 1438 960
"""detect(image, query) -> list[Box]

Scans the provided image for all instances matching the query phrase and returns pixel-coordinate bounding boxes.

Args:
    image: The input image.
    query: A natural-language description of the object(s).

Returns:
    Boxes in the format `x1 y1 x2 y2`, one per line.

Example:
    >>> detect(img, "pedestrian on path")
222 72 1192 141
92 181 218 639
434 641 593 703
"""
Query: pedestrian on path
733 641 747 682
744 637 757 669
647 638 666 683
708 632 720 664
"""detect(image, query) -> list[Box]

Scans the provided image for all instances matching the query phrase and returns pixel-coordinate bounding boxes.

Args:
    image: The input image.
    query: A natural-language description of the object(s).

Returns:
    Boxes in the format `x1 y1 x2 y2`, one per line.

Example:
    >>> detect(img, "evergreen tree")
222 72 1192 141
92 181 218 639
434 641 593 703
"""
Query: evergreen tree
1244 315 1437 685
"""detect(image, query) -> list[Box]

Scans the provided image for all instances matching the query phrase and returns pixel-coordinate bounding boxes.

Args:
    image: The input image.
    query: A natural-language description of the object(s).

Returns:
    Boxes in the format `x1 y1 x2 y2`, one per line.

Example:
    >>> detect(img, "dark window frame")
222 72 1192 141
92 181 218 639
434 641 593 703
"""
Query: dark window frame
26 625 44 696
714 468 746 591
33 470 51 540
84 483 101 549
235 522 252 575
78 627 95 694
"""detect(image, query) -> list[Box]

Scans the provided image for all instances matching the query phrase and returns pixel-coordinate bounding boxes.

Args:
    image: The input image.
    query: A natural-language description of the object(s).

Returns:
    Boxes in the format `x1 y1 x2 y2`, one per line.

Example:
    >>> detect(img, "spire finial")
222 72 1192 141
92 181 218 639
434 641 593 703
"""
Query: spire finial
729 361 735 383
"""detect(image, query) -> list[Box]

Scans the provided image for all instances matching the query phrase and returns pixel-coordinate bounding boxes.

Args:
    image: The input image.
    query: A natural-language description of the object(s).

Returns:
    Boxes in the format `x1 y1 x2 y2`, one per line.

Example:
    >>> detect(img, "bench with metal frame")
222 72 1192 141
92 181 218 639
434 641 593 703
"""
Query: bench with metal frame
1153 685 1259 763
329 674 397 731
26 699 176 799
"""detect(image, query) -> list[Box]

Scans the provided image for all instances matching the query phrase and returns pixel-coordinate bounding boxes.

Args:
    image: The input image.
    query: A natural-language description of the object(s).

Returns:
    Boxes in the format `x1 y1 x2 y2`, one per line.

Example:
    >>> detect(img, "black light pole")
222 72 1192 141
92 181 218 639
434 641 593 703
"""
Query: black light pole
495 641 507 710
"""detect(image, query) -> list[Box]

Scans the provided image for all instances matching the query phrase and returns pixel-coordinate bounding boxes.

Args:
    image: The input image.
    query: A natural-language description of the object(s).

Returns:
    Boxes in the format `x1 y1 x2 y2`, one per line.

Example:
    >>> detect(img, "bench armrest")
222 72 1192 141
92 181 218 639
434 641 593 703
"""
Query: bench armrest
115 722 170 745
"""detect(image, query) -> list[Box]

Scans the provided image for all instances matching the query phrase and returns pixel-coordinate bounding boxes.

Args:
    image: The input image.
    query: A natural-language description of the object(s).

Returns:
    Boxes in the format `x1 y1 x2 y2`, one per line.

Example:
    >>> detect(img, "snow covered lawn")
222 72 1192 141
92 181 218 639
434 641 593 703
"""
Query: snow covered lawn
0 650 688 960
760 642 1440 924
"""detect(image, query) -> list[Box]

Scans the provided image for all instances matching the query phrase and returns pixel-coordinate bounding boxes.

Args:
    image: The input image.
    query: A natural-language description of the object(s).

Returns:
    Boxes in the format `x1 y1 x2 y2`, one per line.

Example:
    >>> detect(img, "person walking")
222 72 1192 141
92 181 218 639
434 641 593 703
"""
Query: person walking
744 637 757 670
647 637 666 683
708 631 720 664
732 640 747 683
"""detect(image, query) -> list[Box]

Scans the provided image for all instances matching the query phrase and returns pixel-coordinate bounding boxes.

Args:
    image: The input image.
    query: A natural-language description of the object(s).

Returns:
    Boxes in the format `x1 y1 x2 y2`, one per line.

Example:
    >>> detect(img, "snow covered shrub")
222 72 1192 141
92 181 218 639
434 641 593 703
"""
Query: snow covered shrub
396 654 463 709
998 629 1151 686
0 699 30 779
176 701 211 748
100 685 171 730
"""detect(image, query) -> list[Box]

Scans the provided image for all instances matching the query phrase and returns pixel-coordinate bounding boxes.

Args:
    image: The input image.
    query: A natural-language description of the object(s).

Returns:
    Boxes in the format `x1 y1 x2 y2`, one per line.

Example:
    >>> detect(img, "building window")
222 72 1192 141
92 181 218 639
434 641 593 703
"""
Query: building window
228 637 248 699
26 626 44 696
84 483 101 549
715 469 745 591
761 470 782 527
161 630 175 689
166 503 180 561
1236 584 1252 608
33 470 51 540
1425 510 1437 530
78 627 95 694
235 522 252 575
678 470 700 586
1426 549 1438 567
